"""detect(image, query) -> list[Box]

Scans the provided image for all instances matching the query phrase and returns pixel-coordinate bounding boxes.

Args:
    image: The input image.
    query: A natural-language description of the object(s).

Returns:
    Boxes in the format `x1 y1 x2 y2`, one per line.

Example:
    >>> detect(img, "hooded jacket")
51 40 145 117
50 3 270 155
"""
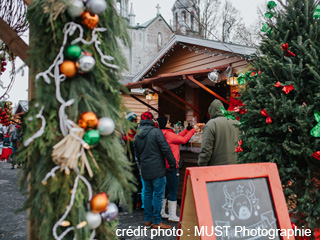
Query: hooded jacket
198 99 240 166
162 128 196 168
133 120 176 180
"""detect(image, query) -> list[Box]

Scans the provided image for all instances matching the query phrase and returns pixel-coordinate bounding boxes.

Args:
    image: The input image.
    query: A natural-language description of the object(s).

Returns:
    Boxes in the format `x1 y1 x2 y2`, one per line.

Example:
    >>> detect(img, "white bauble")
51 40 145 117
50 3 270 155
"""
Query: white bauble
86 0 107 15
98 117 115 136
77 54 96 72
85 211 102 229
67 0 85 18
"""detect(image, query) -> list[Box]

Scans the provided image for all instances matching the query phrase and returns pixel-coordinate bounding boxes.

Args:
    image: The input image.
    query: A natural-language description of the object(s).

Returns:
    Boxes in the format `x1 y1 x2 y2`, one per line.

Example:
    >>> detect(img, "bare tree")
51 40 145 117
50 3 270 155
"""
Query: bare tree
191 0 221 39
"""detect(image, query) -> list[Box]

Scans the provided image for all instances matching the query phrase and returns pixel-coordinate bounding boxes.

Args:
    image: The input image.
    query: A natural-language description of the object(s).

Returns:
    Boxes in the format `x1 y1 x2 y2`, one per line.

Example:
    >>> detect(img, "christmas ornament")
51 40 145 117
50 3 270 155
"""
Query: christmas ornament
314 5 320 19
310 111 320 137
220 106 236 120
97 117 115 136
235 140 243 153
84 130 100 146
260 109 272 124
67 0 85 18
1 60 6 73
77 53 96 72
101 203 118 222
282 43 295 57
312 151 320 160
90 192 108 213
237 73 246 85
81 11 99 29
86 0 107 15
85 212 102 229
275 81 294 94
78 112 98 129
274 81 282 87
208 70 219 83
265 11 275 19
261 23 272 34
64 45 82 59
267 1 277 9
282 85 294 94
60 61 77 78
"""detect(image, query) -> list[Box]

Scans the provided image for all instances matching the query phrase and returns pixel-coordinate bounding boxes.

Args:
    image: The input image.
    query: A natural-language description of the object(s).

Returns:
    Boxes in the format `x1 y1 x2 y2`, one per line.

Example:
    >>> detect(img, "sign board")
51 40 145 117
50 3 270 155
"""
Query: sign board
177 163 295 240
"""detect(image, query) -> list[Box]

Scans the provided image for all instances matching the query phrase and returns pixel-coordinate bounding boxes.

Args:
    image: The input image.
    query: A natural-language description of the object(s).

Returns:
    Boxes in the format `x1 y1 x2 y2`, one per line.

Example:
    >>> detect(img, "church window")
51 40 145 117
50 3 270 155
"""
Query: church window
182 11 187 24
157 33 162 49
175 13 178 30
191 15 194 30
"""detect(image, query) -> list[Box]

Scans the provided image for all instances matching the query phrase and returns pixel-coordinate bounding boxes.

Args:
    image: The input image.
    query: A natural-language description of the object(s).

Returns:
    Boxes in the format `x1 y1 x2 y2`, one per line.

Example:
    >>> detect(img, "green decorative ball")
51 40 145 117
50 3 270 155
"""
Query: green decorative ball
84 130 100 146
64 45 82 59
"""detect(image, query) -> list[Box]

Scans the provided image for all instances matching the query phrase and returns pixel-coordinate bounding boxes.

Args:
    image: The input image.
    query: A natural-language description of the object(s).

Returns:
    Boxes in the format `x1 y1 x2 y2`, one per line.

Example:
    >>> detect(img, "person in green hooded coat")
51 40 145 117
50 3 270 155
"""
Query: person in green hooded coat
198 99 240 166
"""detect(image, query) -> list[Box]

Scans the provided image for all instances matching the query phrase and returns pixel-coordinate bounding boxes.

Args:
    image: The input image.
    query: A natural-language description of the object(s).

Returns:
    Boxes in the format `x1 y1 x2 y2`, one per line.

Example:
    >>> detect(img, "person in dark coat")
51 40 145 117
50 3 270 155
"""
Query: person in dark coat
134 111 176 229
198 99 240 166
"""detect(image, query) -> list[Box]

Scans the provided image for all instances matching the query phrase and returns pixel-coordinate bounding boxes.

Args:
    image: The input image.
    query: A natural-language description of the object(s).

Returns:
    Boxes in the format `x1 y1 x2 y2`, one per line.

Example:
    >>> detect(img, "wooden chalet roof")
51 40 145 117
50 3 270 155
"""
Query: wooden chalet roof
131 35 257 83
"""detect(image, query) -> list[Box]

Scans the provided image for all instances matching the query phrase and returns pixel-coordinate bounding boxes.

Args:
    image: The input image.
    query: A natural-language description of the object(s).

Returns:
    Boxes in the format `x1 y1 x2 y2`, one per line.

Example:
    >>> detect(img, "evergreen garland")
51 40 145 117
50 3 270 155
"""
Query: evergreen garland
235 0 320 231
19 0 135 239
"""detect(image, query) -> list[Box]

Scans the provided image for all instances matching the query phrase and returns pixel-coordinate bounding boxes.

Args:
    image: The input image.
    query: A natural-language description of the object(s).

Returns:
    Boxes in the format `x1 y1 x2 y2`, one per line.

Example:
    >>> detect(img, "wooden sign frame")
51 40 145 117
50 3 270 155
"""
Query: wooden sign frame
177 163 294 240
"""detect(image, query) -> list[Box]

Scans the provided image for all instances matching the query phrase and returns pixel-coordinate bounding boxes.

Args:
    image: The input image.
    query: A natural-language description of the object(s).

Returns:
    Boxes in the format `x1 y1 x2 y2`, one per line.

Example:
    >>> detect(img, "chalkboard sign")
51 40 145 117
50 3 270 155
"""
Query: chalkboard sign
178 163 293 240
207 178 280 240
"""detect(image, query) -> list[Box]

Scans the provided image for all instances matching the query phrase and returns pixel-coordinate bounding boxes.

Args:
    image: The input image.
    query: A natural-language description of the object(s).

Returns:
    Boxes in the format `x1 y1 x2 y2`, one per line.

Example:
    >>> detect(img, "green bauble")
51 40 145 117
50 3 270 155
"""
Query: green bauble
84 130 100 146
64 45 82 59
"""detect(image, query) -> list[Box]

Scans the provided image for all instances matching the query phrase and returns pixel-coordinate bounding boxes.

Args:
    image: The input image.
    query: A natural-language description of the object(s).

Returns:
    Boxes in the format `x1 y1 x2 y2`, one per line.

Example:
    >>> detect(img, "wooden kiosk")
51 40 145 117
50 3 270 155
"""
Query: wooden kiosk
125 35 256 199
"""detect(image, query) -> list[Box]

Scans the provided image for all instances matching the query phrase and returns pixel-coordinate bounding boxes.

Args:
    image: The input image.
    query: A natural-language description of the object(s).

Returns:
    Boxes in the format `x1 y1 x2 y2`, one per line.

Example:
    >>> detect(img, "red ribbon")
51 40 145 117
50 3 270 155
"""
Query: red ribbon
312 151 320 160
260 108 272 124
274 81 282 87
235 140 243 153
275 81 294 94
282 43 295 57
282 85 294 94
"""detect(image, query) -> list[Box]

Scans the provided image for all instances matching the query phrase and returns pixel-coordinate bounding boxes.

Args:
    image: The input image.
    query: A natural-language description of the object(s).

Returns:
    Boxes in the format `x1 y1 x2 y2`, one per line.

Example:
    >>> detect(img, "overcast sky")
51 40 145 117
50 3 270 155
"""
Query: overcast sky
1 0 266 106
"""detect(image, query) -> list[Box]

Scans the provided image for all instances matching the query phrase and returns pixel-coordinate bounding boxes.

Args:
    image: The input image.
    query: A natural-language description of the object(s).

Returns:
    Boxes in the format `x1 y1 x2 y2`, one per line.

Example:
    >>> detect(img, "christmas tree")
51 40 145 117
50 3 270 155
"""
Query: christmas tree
19 0 135 239
235 0 320 231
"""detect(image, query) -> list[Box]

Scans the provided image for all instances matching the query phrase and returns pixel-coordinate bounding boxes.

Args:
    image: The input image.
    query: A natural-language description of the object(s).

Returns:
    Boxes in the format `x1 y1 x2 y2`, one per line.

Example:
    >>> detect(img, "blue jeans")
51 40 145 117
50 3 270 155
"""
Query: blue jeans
143 176 166 224
166 168 179 201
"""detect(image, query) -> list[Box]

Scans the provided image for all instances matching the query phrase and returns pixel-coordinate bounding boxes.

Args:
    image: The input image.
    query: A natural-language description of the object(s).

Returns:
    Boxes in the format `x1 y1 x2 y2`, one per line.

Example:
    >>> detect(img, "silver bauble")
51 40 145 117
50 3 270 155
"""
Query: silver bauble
77 54 96 72
208 71 220 83
98 117 115 136
85 211 102 229
67 0 85 18
101 203 118 222
86 0 107 15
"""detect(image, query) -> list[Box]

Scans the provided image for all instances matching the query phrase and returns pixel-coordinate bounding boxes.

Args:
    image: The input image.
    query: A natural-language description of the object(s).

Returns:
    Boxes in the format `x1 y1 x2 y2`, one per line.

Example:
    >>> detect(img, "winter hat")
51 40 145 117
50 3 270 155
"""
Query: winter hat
157 116 168 130
141 111 154 120
126 111 137 122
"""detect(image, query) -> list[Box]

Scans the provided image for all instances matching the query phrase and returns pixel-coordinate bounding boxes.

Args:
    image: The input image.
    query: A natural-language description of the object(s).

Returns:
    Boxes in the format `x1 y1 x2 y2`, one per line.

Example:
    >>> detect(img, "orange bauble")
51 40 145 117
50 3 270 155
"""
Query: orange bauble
78 112 98 129
60 61 77 78
90 192 108 213
81 11 99 29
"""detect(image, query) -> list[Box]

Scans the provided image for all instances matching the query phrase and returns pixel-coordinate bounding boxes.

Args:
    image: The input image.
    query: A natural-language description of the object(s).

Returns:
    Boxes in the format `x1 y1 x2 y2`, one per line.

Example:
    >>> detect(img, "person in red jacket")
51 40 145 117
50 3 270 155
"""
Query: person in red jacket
157 116 198 222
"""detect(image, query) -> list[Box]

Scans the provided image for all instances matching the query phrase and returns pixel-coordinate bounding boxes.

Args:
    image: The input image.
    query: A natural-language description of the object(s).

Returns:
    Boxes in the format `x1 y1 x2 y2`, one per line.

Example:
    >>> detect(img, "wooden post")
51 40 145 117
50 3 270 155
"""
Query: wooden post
187 75 229 105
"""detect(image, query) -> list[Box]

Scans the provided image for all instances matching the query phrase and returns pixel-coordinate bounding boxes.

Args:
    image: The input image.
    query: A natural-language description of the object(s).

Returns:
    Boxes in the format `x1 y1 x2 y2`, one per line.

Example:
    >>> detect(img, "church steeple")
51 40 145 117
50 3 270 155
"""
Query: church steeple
172 0 199 36
128 3 136 26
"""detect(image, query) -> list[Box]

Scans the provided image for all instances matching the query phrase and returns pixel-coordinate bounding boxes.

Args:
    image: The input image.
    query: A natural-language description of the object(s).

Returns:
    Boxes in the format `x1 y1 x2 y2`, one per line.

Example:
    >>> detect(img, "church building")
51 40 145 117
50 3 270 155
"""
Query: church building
117 0 200 83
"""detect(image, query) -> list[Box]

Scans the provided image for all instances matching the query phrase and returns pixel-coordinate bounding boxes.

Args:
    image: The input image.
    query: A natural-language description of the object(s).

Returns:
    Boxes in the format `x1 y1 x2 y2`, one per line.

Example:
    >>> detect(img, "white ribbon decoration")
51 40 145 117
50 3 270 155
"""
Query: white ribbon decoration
24 106 46 146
